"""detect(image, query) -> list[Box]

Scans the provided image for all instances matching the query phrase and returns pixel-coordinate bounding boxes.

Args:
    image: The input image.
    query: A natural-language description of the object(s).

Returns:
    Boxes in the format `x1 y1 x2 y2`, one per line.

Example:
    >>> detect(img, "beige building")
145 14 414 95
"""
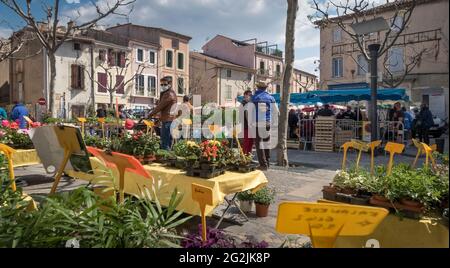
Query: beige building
107 24 192 103
317 0 449 118
190 52 255 106
291 68 319 93
0 28 131 119
201 35 284 94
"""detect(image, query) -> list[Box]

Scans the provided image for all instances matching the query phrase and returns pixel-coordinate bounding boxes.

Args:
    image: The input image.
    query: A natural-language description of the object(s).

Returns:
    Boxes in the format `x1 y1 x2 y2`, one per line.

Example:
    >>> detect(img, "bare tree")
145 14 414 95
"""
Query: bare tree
293 76 316 92
309 0 429 88
0 0 135 116
277 0 298 167
85 57 145 108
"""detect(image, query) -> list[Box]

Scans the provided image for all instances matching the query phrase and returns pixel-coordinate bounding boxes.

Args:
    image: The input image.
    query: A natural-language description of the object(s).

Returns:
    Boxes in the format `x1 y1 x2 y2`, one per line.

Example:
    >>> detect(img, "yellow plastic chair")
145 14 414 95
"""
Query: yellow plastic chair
384 142 405 175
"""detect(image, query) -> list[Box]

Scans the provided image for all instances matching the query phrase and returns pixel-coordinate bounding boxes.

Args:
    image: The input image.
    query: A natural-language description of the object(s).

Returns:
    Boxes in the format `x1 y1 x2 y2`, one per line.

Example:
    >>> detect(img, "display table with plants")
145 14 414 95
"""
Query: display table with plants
66 156 268 216
321 153 449 247
1 121 40 167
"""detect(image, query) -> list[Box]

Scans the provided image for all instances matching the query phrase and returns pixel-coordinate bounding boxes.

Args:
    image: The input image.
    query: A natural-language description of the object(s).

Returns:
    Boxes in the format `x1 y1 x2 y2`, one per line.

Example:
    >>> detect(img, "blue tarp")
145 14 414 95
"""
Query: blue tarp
237 88 409 104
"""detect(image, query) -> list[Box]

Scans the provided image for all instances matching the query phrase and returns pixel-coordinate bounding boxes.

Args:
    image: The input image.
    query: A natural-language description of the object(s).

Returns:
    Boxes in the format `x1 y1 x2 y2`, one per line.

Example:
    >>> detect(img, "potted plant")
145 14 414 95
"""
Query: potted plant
198 140 228 171
236 190 255 212
253 186 276 217
143 135 160 164
155 149 171 163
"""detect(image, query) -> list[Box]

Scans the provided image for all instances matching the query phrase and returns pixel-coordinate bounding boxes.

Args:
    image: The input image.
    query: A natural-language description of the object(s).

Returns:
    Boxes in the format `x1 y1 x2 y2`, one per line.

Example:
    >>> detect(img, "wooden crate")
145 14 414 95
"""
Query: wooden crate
314 117 335 152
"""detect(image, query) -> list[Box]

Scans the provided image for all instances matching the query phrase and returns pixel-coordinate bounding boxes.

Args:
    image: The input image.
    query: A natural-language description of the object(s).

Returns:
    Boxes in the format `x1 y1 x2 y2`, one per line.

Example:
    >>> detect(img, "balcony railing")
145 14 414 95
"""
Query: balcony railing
256 46 283 57
331 28 442 56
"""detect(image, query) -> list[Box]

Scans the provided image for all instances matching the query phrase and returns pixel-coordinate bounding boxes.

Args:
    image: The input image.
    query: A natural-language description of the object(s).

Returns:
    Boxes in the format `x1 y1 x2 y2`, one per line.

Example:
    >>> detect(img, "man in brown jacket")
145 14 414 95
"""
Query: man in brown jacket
148 77 177 150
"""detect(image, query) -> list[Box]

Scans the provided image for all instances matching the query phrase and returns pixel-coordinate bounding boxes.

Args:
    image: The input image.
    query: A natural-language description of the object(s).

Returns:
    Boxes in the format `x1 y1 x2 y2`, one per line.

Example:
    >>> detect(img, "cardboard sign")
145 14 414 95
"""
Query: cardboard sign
276 202 388 238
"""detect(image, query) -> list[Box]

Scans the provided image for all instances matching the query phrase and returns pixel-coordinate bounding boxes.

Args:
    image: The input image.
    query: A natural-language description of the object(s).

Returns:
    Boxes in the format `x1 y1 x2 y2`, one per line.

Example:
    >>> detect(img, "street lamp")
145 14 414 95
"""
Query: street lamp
350 17 389 142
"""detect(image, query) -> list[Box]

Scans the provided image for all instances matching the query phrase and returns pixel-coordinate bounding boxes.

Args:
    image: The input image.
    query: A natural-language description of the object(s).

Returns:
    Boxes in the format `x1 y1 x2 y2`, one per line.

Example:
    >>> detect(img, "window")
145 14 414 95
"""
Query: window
97 72 107 93
387 47 404 72
247 73 252 81
149 51 156 64
226 69 232 78
225 85 232 101
148 76 156 96
109 50 126 67
357 54 369 75
177 77 184 95
71 64 85 89
135 74 145 95
115 75 124 94
172 39 179 49
137 48 144 62
73 43 81 51
276 64 281 77
332 28 342 43
99 50 106 61
166 50 173 68
276 84 281 94
259 61 265 75
391 16 404 32
332 57 343 78
71 105 85 118
177 52 184 70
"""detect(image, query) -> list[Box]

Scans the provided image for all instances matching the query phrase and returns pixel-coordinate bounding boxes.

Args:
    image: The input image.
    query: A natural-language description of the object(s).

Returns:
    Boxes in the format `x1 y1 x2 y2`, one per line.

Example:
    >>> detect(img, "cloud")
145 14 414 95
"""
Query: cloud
294 56 320 76
60 0 319 72
0 27 13 39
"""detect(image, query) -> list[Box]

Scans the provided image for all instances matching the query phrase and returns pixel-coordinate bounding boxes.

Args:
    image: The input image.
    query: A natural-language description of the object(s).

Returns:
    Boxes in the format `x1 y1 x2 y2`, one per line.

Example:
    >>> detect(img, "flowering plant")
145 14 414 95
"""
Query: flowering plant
199 140 229 164
0 122 33 149
181 224 268 248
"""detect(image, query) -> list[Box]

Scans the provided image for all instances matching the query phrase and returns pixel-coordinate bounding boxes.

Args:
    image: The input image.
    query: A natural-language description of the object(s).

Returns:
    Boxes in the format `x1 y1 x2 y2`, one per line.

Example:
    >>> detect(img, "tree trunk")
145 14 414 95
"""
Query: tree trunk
277 0 298 167
48 52 57 117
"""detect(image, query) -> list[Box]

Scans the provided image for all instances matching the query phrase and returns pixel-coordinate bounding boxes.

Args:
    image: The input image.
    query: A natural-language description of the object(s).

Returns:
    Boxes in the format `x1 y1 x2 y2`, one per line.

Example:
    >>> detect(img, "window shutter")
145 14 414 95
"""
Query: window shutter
116 75 124 94
98 73 107 92
79 66 85 89
71 64 78 88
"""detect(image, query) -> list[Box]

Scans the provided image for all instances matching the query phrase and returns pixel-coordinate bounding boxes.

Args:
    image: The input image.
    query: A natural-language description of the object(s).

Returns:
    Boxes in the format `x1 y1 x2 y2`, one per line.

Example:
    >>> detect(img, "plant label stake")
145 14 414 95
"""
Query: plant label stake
411 139 425 168
351 139 370 169
421 143 437 170
51 126 83 194
0 143 37 211
276 202 389 248
87 146 152 204
340 141 353 170
77 117 87 137
192 183 213 243
369 140 382 175
384 142 405 176
143 120 155 136
98 118 106 139
0 143 17 191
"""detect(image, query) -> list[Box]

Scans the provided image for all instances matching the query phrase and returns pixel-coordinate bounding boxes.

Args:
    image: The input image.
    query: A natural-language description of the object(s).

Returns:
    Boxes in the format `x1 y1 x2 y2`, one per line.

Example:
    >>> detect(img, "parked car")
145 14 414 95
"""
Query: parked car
123 108 153 120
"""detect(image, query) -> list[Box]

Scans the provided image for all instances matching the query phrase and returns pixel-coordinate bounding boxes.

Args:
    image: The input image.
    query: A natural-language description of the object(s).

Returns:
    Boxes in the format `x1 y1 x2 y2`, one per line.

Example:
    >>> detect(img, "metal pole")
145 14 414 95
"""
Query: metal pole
368 44 380 142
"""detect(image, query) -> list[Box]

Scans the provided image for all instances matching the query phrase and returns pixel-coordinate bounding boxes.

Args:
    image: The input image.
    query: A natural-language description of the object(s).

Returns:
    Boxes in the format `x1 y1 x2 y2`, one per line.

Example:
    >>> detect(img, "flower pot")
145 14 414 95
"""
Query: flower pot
340 188 356 195
322 185 338 201
144 155 155 164
373 194 389 202
255 203 269 217
239 200 253 213
400 198 424 208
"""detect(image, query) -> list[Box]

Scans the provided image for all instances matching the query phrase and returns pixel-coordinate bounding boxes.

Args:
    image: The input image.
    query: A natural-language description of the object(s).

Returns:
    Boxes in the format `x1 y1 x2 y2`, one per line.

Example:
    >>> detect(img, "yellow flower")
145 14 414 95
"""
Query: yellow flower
187 141 199 148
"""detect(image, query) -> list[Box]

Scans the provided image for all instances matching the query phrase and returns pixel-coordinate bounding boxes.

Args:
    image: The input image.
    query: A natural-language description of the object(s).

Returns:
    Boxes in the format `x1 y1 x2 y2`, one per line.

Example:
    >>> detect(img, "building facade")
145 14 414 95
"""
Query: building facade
201 35 284 94
317 0 449 118
107 24 192 103
190 52 255 106
291 68 319 93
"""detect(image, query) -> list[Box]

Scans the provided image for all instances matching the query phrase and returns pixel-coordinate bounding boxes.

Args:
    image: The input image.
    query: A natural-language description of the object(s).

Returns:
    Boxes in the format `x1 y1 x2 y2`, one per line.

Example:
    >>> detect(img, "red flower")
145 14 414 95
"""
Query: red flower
9 122 19 129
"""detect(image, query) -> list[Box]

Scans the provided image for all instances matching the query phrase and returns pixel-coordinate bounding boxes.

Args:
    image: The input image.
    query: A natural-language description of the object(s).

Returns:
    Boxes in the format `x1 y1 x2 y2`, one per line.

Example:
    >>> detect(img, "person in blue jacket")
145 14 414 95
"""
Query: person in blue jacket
251 81 276 170
11 102 29 129
0 106 7 120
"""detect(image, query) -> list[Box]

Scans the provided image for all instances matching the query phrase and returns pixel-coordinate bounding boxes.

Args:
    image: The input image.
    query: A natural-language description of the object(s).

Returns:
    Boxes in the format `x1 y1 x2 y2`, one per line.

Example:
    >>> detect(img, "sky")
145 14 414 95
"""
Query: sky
0 0 321 74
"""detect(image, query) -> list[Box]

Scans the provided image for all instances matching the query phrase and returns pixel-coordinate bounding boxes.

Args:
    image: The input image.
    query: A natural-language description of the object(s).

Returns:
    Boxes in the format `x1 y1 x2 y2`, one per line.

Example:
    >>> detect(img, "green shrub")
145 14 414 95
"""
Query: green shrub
253 187 276 205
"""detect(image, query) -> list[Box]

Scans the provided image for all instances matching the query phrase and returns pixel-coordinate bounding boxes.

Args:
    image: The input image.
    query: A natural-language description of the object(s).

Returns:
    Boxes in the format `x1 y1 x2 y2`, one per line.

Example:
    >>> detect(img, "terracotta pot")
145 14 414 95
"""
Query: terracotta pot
400 198 424 208
255 203 269 217
239 200 253 213
373 194 389 202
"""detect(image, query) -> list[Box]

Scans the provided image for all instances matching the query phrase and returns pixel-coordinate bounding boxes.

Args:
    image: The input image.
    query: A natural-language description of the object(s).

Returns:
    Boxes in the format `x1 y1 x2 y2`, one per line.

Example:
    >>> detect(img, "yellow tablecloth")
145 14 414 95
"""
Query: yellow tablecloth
335 214 449 248
67 157 268 216
2 149 41 167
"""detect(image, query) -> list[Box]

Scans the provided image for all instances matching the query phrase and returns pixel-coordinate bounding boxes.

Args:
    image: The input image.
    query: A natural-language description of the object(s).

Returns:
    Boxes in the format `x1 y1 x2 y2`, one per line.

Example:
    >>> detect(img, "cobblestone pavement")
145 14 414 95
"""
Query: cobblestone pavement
16 137 448 247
